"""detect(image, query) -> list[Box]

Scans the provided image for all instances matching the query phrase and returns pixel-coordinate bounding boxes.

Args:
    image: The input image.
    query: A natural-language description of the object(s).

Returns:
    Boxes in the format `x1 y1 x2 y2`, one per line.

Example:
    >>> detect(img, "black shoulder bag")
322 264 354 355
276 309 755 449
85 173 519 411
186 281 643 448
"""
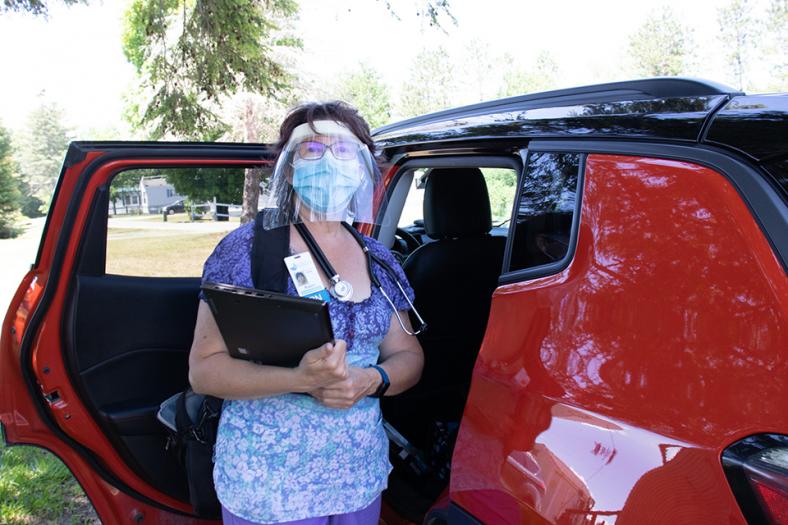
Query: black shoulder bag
158 209 289 518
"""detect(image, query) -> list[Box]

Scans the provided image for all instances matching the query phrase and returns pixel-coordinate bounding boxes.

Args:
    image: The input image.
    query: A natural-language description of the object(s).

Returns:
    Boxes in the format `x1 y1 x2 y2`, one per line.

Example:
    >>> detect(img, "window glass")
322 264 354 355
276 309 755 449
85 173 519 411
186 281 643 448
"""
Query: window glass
106 166 268 277
396 167 518 230
508 152 580 273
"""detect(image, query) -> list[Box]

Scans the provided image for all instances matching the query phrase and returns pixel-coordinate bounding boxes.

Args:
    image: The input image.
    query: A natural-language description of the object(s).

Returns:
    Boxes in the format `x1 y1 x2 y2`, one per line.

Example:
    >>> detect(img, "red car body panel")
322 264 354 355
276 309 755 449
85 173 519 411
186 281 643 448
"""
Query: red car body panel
1 154 262 523
450 154 788 524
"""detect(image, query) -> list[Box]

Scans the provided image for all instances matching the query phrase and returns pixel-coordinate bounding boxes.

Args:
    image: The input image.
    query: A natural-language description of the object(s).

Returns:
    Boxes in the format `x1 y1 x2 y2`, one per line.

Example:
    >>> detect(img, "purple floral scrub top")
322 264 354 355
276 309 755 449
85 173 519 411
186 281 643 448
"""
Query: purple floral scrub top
197 220 415 524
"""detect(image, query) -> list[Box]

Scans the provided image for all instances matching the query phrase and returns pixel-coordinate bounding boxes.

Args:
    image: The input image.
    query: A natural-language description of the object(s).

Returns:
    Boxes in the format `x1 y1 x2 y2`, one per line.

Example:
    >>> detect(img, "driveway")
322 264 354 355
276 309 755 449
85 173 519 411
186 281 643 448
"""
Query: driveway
0 217 46 317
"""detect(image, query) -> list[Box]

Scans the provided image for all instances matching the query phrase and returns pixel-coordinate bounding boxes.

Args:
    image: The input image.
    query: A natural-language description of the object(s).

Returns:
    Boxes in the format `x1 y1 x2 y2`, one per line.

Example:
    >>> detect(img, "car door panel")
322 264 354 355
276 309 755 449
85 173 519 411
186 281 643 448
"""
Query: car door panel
0 143 273 522
450 151 788 524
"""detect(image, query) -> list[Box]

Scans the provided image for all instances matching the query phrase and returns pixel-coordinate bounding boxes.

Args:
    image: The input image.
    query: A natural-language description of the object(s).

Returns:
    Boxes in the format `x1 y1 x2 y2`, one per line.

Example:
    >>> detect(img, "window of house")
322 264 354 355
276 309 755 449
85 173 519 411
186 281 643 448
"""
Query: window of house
166 188 174 197
507 152 581 273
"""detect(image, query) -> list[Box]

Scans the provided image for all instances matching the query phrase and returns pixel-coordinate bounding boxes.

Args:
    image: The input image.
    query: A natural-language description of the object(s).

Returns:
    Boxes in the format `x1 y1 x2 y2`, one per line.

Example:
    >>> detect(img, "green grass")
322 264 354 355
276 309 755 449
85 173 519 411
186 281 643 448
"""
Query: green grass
0 442 99 524
106 228 227 277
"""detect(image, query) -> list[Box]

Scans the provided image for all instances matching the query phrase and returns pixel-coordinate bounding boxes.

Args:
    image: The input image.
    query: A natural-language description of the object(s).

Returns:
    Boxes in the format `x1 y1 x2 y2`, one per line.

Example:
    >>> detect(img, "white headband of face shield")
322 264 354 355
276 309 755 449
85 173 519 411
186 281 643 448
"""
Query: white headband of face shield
287 120 362 145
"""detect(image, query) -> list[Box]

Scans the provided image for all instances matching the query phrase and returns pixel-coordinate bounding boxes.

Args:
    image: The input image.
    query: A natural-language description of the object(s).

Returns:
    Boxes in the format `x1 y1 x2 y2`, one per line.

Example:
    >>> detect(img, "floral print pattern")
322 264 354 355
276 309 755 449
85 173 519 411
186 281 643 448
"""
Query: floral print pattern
198 220 414 523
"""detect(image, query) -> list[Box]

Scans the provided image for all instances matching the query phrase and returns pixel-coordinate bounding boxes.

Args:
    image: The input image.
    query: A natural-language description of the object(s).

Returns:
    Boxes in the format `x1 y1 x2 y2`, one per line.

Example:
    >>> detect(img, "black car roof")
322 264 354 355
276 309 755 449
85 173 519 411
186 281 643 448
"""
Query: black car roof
372 78 741 149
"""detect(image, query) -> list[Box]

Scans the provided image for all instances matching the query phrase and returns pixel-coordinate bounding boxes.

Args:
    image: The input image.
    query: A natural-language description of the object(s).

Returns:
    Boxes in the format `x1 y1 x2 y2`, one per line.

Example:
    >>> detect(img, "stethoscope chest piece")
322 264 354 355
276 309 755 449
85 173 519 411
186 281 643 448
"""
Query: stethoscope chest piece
330 279 354 301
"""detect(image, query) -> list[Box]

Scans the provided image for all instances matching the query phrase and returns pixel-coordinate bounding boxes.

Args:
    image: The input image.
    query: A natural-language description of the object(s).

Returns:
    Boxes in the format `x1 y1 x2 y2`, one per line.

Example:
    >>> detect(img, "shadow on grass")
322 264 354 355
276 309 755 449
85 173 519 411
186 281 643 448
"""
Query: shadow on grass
0 442 100 524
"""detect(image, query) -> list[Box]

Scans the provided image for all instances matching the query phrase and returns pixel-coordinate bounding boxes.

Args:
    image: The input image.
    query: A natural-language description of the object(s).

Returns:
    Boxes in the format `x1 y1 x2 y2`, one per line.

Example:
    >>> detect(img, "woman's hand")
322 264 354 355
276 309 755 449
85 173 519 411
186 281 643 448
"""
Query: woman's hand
296 339 349 391
310 366 379 409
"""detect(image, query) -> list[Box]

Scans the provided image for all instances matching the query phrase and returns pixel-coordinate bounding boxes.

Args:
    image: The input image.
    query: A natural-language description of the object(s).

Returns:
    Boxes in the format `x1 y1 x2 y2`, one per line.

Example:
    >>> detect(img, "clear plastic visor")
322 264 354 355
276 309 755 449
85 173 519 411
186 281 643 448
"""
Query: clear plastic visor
260 120 384 230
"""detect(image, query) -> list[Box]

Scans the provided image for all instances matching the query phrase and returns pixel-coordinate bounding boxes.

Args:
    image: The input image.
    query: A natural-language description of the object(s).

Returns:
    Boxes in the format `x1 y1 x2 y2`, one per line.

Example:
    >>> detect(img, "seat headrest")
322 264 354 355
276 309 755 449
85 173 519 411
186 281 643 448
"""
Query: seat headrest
424 168 492 239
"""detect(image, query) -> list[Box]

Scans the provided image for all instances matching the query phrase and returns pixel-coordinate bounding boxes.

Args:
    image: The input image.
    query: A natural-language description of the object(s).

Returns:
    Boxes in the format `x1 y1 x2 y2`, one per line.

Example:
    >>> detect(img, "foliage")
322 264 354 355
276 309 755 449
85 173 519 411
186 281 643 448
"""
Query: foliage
498 51 560 98
718 0 759 91
483 168 518 224
165 167 246 205
0 124 22 238
337 63 392 129
628 6 693 77
399 46 454 119
13 99 72 216
377 0 456 32
765 0 787 90
0 0 87 17
122 0 301 140
462 39 495 103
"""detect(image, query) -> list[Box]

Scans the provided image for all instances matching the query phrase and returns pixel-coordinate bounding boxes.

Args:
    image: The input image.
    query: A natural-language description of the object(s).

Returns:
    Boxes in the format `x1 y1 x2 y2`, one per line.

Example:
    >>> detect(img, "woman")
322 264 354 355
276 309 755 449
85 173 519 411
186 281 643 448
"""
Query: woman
189 101 424 525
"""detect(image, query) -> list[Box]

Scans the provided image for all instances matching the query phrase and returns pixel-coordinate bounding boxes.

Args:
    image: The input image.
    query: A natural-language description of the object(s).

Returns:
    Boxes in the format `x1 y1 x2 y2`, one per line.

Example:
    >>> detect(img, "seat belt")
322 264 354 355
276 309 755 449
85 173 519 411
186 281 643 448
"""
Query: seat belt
251 208 290 293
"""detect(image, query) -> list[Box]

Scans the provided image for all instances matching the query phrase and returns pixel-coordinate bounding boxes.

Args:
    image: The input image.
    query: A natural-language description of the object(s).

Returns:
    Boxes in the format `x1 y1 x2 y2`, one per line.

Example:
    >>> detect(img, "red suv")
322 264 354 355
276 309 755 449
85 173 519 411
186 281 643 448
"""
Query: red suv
2 78 787 525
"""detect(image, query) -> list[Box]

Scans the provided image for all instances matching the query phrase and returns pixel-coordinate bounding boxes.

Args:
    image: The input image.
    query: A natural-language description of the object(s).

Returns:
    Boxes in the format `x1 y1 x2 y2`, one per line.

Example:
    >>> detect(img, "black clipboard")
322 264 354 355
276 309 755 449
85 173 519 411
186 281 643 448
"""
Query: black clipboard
200 282 333 367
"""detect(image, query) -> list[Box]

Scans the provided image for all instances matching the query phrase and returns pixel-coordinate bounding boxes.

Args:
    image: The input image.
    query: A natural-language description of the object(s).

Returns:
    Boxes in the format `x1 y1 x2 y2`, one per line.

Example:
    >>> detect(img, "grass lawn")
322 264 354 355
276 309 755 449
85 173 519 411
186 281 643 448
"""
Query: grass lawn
106 229 227 277
0 442 99 524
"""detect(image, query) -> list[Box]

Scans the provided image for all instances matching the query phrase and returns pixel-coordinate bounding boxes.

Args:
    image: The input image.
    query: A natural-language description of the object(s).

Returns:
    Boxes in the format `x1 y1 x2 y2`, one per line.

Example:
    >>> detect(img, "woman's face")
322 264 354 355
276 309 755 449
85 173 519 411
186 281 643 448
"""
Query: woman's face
288 130 366 218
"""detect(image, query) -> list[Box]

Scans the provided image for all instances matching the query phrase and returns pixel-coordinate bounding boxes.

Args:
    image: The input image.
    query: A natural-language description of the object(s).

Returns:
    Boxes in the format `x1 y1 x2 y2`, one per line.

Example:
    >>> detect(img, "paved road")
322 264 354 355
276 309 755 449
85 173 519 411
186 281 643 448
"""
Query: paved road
0 217 46 318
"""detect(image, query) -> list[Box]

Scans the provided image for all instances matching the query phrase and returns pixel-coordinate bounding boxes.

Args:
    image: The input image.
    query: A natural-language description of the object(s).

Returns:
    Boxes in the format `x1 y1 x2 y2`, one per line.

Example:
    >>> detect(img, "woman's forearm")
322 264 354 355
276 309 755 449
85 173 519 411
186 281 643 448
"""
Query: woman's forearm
378 349 424 396
189 352 310 400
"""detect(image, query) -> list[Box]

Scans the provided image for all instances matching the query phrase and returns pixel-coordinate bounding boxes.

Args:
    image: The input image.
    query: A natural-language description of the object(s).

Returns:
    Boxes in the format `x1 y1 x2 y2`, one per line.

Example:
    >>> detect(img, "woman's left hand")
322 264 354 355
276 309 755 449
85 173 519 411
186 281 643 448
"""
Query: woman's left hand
309 366 379 409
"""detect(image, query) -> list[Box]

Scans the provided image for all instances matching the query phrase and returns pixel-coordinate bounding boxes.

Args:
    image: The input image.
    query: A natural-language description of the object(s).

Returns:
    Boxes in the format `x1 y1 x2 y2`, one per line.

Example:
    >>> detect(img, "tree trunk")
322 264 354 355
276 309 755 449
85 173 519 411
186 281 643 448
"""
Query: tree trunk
241 98 261 225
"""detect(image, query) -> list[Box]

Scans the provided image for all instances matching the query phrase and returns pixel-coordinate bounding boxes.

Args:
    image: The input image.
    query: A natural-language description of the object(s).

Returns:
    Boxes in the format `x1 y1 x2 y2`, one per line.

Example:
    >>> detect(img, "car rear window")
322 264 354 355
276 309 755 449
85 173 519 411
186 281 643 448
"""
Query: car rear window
507 152 581 273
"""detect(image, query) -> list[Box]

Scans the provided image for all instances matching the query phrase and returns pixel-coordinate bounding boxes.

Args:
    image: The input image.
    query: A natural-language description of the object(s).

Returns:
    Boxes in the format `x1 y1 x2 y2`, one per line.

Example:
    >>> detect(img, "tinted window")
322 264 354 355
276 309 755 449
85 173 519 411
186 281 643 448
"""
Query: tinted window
508 152 580 272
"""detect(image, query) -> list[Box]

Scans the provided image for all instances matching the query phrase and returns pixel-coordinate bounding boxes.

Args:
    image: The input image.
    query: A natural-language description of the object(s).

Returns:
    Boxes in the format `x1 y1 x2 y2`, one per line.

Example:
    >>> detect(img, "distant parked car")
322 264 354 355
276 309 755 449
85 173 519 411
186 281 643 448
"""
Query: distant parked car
162 199 186 215
1 78 786 525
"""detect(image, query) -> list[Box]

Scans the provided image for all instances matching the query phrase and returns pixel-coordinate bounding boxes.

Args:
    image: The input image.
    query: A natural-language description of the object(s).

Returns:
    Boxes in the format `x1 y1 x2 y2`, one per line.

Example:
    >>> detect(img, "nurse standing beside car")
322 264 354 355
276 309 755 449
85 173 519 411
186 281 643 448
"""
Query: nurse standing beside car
188 101 425 525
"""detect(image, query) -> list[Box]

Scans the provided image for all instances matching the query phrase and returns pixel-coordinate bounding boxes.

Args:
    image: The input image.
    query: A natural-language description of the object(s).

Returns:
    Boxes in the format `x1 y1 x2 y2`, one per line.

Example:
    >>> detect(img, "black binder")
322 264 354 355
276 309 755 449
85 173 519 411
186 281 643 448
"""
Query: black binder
200 282 333 367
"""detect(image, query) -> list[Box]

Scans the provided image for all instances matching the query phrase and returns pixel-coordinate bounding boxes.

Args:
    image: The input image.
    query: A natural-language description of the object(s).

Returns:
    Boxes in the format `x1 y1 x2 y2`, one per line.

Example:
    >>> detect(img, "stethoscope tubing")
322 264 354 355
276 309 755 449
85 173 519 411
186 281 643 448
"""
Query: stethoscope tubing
293 221 427 336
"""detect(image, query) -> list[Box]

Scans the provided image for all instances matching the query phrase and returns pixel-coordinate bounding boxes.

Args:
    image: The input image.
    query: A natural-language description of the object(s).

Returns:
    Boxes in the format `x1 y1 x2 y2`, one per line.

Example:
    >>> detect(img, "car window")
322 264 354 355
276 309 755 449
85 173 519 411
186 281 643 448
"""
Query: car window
507 152 581 273
106 166 268 277
397 167 519 230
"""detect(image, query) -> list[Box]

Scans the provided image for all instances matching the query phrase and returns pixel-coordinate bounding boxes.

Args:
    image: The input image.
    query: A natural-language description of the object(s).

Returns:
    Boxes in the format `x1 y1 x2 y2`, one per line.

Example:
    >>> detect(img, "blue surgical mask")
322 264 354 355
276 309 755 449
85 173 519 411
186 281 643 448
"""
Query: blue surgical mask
292 155 363 215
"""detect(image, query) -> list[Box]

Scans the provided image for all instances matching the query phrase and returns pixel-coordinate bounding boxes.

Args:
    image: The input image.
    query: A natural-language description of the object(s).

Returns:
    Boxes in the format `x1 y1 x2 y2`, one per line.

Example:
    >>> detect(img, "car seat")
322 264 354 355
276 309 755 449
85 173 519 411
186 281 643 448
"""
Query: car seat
382 167 506 449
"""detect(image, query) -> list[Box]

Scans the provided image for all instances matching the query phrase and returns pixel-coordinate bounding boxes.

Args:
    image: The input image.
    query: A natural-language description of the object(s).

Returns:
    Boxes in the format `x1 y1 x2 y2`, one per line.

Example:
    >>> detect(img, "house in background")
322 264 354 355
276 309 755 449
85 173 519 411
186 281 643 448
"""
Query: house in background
139 176 186 214
108 187 143 215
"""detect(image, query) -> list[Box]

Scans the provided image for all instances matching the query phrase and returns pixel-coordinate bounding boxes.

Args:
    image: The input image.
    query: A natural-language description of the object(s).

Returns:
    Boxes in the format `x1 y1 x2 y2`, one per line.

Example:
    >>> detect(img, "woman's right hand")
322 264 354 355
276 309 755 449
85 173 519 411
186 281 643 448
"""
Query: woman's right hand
296 339 348 390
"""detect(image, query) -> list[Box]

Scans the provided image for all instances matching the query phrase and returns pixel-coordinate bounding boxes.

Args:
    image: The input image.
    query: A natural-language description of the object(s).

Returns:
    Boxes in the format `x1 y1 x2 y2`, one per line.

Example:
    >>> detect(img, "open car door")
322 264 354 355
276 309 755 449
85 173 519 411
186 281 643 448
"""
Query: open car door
0 142 274 523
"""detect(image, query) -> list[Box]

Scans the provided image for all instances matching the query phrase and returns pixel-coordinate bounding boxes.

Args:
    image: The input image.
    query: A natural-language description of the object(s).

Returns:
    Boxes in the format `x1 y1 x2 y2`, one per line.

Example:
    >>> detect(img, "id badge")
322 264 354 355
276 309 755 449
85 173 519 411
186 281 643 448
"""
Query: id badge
284 252 331 302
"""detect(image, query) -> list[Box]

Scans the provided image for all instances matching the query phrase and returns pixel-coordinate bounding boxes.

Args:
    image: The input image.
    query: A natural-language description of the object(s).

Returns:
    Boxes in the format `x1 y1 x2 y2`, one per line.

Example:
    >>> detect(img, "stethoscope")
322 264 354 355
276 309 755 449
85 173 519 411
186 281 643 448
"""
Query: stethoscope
293 221 428 336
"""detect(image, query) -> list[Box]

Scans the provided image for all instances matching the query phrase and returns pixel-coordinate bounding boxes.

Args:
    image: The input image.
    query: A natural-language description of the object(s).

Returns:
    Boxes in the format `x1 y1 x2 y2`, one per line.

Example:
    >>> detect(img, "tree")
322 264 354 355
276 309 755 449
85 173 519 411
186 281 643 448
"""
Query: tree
376 0 456 31
398 46 455 119
1 0 87 16
462 39 496 103
628 7 693 77
498 51 560 98
717 0 759 91
122 0 301 141
0 123 22 238
765 0 787 90
14 99 73 216
337 64 392 129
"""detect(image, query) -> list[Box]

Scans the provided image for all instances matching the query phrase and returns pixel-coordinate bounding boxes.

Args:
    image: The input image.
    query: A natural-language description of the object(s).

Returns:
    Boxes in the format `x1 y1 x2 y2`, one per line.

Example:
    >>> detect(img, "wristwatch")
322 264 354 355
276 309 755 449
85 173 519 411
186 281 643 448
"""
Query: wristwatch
368 365 390 398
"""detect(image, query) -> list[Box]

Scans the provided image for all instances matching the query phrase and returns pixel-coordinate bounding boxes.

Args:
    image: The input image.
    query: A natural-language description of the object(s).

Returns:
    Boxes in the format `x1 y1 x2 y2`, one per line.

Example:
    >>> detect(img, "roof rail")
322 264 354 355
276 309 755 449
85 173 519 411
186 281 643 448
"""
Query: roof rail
373 77 742 136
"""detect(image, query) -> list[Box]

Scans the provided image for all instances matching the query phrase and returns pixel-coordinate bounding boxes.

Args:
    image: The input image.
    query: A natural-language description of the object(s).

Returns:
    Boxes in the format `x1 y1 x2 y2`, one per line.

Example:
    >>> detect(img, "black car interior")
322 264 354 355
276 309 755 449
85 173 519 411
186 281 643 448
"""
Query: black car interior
61 165 511 520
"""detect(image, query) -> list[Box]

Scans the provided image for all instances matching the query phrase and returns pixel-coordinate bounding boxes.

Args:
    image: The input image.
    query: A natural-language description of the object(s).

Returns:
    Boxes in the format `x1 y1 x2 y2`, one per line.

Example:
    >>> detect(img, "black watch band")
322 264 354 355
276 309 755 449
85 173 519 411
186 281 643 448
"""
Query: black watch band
368 365 390 398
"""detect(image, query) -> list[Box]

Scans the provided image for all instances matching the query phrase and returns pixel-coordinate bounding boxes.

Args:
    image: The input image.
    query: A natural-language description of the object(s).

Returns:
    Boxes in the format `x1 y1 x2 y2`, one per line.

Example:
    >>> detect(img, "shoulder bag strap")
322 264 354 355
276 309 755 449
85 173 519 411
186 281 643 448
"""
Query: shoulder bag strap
251 208 290 293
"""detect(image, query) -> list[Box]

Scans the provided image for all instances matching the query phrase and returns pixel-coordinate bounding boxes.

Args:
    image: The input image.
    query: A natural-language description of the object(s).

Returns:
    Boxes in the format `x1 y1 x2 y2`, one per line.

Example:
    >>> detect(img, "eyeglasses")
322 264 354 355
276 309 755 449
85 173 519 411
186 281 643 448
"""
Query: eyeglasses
296 140 360 161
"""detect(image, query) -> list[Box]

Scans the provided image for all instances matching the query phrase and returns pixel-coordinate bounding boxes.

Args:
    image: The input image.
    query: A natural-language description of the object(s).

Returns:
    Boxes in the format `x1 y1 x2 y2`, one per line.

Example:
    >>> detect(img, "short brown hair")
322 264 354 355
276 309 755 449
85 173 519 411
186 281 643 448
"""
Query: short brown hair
275 101 374 157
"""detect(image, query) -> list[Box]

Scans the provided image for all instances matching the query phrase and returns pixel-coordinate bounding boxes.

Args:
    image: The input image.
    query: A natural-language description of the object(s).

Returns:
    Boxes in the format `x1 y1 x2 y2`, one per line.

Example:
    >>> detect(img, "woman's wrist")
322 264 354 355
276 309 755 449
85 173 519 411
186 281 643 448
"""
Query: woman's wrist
363 366 383 396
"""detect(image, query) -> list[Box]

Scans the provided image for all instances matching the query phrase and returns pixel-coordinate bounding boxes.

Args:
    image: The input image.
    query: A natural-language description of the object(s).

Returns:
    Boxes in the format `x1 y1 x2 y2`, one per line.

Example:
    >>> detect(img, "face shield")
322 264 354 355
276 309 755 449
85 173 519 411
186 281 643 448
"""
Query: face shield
260 119 385 230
